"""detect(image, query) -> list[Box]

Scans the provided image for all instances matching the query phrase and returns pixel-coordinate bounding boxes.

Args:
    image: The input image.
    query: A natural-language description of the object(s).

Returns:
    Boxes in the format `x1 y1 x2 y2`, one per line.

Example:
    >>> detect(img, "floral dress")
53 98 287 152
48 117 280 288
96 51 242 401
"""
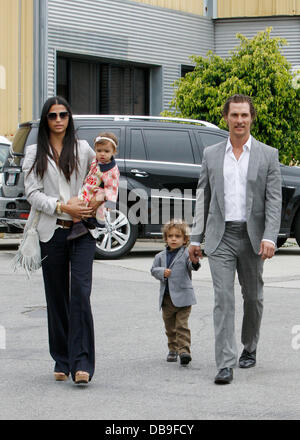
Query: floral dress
80 157 120 222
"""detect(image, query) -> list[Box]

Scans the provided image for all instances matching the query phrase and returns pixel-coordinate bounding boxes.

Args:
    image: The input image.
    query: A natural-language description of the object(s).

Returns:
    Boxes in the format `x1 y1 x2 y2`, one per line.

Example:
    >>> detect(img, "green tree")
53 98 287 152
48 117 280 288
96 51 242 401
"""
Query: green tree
163 28 300 164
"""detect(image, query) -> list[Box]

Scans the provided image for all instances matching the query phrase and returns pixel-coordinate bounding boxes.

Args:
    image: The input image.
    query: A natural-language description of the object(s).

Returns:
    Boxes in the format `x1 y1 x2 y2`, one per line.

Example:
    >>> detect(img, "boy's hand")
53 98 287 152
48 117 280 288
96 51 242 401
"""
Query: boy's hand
164 269 171 278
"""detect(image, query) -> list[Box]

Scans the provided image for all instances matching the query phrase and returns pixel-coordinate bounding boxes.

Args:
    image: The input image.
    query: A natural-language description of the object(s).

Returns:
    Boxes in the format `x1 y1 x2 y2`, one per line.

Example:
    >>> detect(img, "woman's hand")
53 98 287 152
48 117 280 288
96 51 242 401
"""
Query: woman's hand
62 199 94 220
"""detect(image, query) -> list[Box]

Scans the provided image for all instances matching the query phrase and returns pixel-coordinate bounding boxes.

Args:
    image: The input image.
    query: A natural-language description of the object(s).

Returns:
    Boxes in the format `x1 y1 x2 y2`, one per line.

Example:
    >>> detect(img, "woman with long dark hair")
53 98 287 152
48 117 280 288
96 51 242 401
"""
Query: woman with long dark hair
23 96 98 385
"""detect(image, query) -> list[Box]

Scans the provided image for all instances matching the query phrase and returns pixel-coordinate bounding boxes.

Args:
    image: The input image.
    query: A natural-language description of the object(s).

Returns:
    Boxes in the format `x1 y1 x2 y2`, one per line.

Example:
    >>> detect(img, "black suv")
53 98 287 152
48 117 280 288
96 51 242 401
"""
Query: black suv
0 115 300 259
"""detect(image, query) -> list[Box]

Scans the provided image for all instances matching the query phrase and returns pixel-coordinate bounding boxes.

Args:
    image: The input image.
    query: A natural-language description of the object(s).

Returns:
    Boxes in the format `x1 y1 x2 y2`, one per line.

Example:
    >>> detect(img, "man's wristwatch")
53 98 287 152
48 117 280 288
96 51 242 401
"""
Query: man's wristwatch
56 201 62 215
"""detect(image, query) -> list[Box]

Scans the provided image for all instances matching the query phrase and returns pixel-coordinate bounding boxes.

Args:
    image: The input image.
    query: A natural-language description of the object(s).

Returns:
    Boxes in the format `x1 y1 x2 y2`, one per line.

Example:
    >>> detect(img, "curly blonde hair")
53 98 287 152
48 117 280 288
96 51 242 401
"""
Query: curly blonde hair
162 219 190 247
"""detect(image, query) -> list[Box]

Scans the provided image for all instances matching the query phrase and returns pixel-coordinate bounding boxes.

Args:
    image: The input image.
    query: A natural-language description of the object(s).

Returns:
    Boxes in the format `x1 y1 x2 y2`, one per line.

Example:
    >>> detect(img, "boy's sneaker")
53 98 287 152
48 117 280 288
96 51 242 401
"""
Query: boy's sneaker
67 221 89 241
166 351 178 362
179 353 192 365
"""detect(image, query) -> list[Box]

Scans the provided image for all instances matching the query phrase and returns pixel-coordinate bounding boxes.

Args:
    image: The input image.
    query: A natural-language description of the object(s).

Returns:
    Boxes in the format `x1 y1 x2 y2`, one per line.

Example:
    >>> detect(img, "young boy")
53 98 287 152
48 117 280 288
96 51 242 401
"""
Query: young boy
66 132 120 240
151 219 200 365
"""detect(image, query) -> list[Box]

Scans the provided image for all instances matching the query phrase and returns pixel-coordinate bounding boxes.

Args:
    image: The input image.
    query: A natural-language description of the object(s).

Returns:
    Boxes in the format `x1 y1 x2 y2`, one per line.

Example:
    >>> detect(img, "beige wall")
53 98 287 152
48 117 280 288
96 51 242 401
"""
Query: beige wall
218 0 300 18
130 0 204 15
0 0 33 140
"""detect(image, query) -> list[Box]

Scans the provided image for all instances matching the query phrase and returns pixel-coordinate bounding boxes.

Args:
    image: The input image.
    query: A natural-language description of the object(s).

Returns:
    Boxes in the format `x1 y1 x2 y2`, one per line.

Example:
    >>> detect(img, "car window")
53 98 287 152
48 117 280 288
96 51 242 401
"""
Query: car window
143 129 195 164
12 126 32 165
0 144 9 172
198 132 227 149
194 131 228 160
130 129 147 160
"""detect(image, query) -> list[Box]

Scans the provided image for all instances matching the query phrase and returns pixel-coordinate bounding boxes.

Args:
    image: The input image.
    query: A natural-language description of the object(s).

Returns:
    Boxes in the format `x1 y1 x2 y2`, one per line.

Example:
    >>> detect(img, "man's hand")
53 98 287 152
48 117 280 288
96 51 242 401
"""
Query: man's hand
164 269 172 278
259 240 275 260
188 245 203 264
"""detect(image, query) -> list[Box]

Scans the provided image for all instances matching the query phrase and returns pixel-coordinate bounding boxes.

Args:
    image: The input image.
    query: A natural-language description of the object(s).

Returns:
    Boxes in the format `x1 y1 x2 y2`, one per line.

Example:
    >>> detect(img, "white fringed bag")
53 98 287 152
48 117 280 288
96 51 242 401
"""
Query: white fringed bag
12 211 42 278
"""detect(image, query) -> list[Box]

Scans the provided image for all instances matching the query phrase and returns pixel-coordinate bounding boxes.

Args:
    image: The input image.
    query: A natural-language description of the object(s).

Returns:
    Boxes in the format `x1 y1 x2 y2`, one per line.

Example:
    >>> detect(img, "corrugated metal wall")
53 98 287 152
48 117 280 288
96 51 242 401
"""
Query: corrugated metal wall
46 0 213 113
214 16 300 68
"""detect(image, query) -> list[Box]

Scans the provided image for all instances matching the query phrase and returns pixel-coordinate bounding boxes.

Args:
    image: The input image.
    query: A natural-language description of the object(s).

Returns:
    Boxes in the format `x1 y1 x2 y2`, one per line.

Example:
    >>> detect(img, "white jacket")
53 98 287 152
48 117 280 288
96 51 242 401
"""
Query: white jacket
23 140 95 242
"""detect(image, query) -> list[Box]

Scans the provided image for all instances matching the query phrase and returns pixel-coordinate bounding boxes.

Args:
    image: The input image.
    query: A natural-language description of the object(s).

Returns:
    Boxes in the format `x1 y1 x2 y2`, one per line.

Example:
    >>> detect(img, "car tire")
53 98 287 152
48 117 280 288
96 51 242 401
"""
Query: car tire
94 206 138 259
294 211 300 247
276 237 287 248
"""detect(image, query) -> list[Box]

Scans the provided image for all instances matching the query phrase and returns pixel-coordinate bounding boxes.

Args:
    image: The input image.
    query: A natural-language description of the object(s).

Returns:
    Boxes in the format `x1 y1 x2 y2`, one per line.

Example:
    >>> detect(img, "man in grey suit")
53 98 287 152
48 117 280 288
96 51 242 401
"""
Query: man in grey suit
189 94 282 384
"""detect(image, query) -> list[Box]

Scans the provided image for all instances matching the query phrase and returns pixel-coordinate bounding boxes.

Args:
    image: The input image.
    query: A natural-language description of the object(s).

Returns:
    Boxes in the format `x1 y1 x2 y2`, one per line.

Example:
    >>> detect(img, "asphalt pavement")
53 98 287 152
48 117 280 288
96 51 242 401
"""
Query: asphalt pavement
0 234 300 421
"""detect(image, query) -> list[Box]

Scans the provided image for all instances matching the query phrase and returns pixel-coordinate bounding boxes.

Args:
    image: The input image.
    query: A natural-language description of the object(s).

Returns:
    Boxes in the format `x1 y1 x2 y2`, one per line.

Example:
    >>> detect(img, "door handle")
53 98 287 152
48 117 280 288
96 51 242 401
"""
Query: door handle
130 169 149 177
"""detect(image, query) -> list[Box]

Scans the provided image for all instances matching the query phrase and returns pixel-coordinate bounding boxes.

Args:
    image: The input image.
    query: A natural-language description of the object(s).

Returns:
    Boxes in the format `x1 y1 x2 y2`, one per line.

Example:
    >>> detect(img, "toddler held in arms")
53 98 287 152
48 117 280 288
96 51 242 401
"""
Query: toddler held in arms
67 132 120 241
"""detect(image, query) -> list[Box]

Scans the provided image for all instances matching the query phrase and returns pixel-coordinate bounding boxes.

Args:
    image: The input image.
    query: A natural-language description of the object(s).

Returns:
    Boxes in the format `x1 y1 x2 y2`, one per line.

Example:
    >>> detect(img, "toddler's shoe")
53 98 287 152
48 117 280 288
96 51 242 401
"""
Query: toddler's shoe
179 352 192 366
82 219 96 230
166 351 178 362
67 221 89 241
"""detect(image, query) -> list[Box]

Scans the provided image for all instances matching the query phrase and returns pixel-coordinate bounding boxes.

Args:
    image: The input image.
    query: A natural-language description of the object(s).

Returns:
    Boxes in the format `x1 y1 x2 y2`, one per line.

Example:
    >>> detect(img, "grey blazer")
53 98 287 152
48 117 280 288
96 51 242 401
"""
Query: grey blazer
23 140 95 242
151 246 199 310
191 136 282 255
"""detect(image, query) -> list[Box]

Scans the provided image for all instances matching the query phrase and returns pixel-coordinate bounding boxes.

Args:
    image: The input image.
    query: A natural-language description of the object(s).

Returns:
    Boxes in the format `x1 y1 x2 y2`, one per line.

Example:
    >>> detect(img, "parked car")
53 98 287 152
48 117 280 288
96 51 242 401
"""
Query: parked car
0 135 11 186
0 136 12 232
0 115 299 258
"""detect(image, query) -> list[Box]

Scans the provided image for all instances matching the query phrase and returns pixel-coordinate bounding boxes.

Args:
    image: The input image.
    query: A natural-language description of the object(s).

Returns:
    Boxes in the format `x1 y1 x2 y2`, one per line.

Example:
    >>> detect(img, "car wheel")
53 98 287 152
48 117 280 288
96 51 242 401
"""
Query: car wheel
294 211 300 247
277 237 287 248
94 207 138 259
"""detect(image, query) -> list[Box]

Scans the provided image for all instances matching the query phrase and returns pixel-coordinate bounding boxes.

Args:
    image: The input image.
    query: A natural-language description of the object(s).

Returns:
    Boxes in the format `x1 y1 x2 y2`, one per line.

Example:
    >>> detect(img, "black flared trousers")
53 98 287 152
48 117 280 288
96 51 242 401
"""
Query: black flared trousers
40 228 96 381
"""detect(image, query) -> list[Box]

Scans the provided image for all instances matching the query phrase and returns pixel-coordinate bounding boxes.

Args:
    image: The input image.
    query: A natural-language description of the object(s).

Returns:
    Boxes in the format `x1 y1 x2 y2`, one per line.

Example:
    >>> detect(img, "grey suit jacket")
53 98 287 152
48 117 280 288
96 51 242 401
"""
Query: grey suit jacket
151 246 199 310
23 140 95 242
191 136 282 255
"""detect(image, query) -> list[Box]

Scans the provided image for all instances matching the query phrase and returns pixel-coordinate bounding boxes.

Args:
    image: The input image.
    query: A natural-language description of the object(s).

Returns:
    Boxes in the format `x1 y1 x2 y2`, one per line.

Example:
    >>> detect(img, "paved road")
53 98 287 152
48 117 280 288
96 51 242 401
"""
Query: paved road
0 235 300 421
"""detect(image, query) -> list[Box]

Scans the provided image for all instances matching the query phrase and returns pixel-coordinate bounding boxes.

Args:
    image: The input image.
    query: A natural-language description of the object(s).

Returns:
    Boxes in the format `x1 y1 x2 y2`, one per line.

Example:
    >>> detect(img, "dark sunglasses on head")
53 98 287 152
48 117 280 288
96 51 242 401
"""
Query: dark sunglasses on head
47 111 69 120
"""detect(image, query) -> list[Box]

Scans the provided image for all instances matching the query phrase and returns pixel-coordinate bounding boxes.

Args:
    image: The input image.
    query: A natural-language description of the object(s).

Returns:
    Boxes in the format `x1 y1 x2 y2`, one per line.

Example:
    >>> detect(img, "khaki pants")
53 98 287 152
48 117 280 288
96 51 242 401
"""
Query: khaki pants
162 293 192 355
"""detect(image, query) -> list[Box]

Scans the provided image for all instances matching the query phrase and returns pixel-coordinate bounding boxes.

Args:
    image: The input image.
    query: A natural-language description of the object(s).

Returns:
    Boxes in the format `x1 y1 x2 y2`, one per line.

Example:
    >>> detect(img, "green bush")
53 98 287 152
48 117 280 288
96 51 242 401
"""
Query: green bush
163 28 300 164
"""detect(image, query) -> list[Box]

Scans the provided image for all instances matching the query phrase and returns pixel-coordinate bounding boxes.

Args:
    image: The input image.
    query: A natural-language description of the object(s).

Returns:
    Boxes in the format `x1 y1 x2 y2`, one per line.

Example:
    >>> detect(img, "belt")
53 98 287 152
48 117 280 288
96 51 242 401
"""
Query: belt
56 219 73 228
225 221 247 232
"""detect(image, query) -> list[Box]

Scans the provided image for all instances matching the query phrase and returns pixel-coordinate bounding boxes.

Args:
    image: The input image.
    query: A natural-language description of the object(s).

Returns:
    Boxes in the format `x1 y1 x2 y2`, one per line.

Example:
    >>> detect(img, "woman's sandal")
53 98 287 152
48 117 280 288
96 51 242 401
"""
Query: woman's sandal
75 371 90 384
54 372 69 381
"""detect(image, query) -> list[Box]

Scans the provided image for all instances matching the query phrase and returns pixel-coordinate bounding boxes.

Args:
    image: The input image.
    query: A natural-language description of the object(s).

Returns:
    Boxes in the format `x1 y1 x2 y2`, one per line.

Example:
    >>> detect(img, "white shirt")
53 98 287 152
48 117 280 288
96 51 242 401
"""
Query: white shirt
57 170 72 222
223 136 251 222
191 135 274 247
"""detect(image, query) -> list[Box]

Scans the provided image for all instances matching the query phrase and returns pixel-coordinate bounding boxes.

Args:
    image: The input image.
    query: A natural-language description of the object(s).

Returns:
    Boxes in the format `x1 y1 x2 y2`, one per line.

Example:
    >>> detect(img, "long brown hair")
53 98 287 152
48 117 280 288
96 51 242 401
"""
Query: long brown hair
29 96 78 181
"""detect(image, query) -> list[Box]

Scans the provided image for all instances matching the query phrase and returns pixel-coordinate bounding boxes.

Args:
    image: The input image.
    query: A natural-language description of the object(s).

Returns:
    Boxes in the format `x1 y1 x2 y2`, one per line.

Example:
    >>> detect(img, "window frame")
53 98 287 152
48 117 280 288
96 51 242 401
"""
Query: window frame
56 54 150 116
